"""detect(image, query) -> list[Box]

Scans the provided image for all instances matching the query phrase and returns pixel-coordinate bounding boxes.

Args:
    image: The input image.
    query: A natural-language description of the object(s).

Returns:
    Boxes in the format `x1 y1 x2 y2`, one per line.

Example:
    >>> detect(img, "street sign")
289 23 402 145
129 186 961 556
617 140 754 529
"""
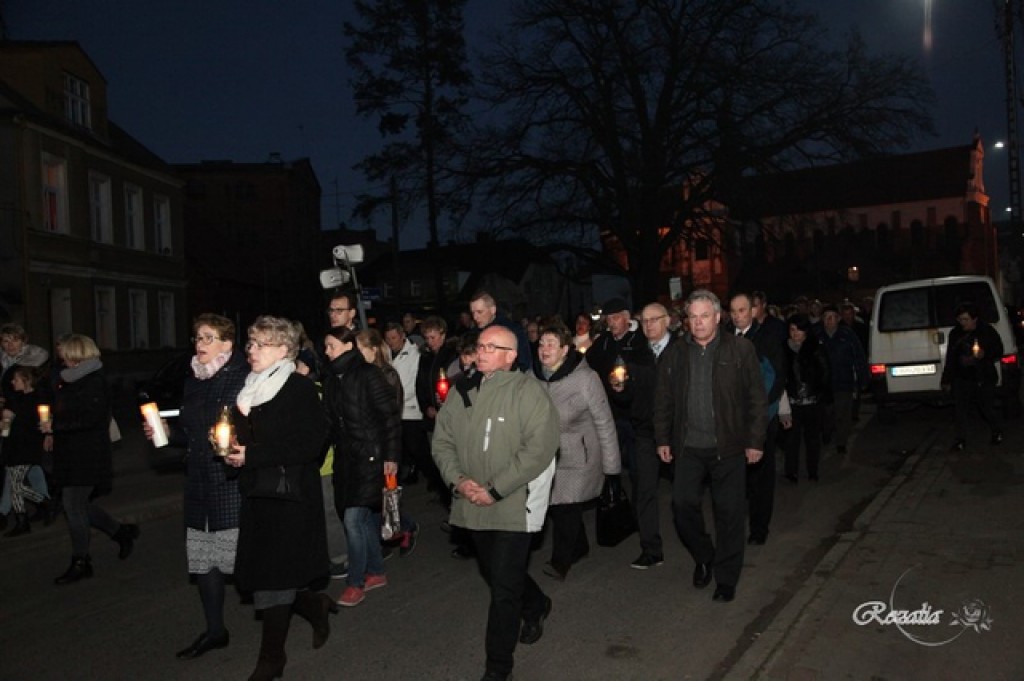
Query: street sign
362 286 382 301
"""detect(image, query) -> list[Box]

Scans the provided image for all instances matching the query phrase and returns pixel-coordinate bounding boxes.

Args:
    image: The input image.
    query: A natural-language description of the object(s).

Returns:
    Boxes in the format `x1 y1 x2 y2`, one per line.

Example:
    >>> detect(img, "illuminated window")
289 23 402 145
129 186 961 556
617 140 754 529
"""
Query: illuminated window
41 153 69 233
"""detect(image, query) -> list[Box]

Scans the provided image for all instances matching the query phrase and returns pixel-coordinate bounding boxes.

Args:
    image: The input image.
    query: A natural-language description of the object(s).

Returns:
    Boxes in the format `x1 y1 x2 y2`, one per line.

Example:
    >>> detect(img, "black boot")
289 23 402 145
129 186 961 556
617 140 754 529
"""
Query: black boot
4 513 31 538
41 500 57 527
112 523 140 560
248 604 292 681
291 590 337 649
54 555 93 585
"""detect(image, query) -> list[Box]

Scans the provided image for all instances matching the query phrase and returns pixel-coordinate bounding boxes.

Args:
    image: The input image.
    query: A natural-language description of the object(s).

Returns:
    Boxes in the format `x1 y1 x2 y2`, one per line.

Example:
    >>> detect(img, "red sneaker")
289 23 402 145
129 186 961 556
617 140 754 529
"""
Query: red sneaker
364 574 388 592
338 586 365 607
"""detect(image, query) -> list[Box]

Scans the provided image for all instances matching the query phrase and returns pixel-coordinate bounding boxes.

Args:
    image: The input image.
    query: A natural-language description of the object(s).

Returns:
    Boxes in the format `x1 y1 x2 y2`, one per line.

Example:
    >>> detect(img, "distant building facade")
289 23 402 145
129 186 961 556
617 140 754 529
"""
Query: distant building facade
0 41 187 380
174 157 323 332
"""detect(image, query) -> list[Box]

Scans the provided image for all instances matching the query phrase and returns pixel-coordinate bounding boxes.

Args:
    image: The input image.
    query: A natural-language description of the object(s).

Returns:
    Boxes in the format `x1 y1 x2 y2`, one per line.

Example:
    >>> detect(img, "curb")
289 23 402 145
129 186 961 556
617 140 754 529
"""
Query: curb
726 417 943 680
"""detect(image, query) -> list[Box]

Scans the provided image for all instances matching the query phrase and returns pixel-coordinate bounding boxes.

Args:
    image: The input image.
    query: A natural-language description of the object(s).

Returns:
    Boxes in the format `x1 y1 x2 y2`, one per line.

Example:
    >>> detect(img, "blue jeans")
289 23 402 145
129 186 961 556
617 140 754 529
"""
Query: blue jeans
343 506 384 589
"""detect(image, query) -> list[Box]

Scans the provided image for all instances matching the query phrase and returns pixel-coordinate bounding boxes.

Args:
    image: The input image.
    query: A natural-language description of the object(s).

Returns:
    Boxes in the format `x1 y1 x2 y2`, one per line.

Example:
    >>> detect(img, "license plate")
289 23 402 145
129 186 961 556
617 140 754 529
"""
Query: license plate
891 364 936 376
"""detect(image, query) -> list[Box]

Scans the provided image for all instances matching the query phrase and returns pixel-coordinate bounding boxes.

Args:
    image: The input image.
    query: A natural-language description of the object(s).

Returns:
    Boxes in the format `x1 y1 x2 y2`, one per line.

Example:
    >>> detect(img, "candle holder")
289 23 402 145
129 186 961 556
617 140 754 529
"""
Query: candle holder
609 357 629 387
211 406 235 457
435 367 450 404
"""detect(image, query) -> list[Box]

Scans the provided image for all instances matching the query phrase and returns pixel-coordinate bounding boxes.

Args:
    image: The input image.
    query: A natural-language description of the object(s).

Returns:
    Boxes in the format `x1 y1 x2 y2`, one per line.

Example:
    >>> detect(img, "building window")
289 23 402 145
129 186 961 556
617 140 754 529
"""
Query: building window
409 279 423 297
95 286 117 350
124 183 144 249
50 288 73 340
128 289 149 349
158 292 176 347
41 153 69 233
63 73 92 129
153 196 172 254
89 172 113 243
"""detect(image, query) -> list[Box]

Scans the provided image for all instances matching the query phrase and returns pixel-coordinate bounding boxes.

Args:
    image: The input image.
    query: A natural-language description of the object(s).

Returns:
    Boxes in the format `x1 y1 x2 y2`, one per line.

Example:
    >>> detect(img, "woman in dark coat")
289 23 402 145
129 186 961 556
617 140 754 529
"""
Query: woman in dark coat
44 334 138 584
782 314 832 482
322 326 401 607
224 316 331 681
145 313 248 660
2 365 53 536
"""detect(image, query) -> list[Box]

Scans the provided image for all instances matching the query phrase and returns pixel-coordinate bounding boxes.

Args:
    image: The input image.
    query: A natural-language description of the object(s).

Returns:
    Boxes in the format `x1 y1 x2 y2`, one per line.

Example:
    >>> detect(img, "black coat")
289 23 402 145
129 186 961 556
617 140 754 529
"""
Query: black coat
168 351 248 532
3 389 49 466
52 368 112 488
585 326 656 424
785 337 831 406
233 373 329 592
415 339 459 430
324 350 401 509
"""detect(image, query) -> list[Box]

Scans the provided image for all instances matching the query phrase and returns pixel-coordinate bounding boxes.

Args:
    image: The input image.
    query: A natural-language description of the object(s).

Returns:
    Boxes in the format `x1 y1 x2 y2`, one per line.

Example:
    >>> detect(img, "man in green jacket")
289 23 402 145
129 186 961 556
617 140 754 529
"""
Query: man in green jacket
432 326 560 681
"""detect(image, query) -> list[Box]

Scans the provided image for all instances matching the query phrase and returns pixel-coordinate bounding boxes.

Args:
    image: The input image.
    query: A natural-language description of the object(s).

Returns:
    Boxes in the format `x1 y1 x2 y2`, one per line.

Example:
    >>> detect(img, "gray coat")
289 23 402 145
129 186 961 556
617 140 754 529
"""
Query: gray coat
535 351 621 505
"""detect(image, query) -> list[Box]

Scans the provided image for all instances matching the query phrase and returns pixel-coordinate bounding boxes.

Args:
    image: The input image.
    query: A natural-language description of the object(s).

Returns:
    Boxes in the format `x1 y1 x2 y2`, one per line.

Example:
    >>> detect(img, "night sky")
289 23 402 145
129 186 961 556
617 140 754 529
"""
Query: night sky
6 1 1012 247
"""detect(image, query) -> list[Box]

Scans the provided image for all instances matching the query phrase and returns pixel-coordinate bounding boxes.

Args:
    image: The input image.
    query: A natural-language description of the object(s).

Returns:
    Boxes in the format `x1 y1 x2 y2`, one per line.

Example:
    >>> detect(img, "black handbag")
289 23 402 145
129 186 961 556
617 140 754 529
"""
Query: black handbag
595 476 637 547
247 464 303 502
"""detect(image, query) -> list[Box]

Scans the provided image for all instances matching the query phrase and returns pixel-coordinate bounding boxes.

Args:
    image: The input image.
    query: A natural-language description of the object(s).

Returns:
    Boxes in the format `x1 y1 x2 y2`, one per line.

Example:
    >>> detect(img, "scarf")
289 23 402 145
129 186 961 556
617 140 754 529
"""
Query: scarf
61 358 103 383
191 350 232 381
236 358 295 416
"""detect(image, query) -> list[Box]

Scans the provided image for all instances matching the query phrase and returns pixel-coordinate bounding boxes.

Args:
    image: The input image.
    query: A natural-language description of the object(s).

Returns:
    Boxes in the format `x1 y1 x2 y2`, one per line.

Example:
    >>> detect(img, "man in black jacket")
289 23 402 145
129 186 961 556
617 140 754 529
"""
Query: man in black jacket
940 302 1004 450
654 290 767 603
728 292 787 546
415 315 460 505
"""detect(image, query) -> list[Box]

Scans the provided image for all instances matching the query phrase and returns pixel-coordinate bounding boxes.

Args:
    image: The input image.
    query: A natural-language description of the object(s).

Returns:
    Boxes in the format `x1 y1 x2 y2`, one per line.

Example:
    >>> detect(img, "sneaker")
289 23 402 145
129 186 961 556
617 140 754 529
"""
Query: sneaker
399 523 419 557
364 574 388 592
630 553 665 570
338 586 365 607
330 561 349 580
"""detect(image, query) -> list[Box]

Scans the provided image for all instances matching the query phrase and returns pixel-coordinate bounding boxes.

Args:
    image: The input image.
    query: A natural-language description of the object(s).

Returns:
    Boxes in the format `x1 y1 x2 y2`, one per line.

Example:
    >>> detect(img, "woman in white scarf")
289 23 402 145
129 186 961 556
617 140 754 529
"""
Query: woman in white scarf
223 316 331 681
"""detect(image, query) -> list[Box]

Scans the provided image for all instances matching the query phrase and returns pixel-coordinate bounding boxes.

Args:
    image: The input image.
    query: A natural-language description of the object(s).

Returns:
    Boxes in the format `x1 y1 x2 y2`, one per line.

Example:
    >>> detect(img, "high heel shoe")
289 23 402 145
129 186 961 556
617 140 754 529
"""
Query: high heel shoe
176 630 230 659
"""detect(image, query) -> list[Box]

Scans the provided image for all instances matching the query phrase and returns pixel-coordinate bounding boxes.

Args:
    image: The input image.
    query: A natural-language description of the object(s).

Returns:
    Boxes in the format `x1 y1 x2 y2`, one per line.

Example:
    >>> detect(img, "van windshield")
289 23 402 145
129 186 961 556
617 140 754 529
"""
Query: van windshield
878 282 999 332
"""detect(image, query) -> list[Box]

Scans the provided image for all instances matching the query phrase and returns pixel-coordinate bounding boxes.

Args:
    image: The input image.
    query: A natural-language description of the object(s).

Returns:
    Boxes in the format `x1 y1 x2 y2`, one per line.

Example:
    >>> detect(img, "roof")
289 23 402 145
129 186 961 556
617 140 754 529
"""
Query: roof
729 144 977 218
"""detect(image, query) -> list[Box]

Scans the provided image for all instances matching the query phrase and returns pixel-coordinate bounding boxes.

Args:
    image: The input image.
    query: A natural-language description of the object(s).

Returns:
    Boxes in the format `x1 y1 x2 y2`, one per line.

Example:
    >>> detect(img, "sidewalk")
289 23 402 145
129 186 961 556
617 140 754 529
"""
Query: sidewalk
731 418 1024 680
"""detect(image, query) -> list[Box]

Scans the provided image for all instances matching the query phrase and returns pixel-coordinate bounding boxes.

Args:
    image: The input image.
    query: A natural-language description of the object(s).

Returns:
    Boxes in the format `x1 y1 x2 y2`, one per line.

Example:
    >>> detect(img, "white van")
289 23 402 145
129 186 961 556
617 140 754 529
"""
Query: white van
868 275 1020 418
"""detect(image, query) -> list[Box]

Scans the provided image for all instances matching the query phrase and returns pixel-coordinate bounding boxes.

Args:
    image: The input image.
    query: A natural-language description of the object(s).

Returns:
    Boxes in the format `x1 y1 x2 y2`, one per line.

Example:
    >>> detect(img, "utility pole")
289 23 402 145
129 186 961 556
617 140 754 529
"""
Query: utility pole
1000 0 1022 236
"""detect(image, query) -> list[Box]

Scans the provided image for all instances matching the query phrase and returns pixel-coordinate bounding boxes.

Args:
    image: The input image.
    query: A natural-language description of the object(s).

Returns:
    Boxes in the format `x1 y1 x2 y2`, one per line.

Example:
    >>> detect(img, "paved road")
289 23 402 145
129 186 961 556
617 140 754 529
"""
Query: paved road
0 401 983 680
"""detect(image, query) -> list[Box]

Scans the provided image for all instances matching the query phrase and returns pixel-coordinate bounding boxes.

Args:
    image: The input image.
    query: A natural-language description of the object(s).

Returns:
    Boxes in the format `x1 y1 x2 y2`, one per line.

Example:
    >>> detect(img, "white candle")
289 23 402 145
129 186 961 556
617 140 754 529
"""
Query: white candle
140 402 168 448
37 404 50 423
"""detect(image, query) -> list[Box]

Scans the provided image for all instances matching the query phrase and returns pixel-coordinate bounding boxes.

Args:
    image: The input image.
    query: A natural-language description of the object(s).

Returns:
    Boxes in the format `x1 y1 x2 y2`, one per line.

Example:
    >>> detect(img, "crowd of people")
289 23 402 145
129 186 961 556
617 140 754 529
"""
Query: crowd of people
10 282 1002 681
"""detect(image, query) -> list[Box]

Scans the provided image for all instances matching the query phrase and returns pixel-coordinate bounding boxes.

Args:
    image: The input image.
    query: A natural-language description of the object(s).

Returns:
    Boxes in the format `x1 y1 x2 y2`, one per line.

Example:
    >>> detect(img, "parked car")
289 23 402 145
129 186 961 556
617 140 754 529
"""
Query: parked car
868 275 1021 421
136 353 191 469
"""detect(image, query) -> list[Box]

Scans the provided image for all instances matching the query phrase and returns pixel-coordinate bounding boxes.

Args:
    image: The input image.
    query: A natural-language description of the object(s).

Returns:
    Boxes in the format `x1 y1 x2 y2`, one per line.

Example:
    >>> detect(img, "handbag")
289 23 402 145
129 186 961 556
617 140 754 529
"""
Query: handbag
595 476 637 547
247 464 303 502
381 473 402 540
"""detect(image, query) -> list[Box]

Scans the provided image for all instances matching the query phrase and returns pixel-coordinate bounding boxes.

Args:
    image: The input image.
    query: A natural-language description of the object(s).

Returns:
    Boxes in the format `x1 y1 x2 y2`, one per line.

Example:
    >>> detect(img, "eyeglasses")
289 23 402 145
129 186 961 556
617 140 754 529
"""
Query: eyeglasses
640 315 667 325
191 334 222 345
328 307 352 314
476 342 514 353
245 339 284 351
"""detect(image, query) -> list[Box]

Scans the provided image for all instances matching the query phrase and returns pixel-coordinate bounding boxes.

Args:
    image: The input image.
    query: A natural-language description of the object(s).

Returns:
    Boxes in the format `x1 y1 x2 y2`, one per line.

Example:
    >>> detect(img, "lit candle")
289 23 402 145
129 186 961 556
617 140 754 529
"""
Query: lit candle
436 368 450 404
971 339 981 358
215 421 232 452
37 404 51 424
140 402 168 448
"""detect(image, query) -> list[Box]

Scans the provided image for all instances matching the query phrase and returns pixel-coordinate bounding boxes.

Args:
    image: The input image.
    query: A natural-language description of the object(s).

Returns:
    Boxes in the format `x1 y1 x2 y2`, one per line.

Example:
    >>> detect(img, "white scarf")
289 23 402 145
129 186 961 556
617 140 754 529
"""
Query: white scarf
236 359 295 416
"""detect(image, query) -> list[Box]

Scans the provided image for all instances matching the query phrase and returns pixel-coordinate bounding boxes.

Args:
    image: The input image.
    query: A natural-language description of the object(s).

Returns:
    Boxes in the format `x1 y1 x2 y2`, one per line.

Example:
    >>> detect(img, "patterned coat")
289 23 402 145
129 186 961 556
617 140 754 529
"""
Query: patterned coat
169 351 249 532
534 351 621 505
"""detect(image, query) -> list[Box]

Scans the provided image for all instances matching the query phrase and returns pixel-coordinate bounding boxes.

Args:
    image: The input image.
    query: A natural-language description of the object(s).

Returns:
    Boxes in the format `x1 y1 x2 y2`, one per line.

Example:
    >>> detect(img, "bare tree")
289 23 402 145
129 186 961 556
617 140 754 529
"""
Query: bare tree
464 0 934 302
344 0 473 314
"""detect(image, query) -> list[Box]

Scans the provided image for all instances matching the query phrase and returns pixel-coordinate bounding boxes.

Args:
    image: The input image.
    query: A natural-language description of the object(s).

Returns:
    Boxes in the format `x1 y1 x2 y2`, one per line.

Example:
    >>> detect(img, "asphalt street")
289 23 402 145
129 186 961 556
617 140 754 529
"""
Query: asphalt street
1 399 1018 680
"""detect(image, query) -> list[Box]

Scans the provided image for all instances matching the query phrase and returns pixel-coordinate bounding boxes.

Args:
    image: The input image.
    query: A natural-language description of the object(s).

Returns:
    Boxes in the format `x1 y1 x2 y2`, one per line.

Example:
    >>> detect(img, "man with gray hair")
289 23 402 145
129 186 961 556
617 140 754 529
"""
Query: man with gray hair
653 290 767 602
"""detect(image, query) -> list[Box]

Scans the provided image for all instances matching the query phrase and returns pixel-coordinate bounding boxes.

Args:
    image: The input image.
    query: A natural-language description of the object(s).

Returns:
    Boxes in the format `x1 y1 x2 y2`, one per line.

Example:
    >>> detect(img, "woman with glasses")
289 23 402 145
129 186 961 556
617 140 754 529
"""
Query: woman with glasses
322 326 400 607
44 334 139 584
532 323 620 580
223 316 332 681
145 314 248 660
